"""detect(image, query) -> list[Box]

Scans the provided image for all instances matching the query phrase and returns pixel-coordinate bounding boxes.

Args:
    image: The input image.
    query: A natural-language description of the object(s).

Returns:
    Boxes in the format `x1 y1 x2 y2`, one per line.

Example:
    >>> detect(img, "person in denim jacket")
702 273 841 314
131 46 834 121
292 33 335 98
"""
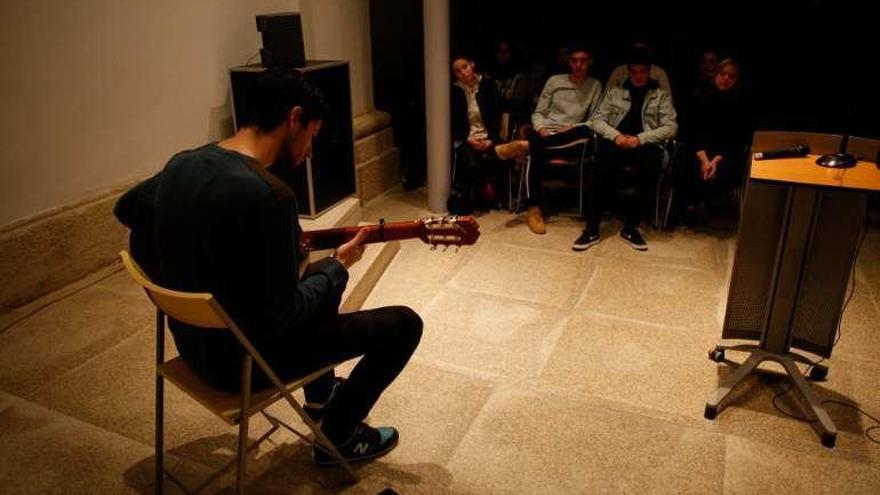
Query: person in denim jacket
573 47 678 252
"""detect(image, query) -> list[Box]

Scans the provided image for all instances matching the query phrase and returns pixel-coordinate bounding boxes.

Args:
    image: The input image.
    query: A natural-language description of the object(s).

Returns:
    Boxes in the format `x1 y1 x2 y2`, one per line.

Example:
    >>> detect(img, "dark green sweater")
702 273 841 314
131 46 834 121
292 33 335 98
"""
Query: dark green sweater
116 143 348 389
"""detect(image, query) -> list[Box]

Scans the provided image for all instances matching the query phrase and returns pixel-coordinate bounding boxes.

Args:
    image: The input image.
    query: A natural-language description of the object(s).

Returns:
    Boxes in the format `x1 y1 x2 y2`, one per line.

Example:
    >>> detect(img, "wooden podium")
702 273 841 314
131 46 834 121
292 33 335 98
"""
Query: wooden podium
705 146 880 447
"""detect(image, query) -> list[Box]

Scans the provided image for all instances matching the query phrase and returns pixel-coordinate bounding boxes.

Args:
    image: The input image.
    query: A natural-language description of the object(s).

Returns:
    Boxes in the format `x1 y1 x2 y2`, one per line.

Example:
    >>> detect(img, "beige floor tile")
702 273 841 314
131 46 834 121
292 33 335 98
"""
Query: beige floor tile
362 277 444 316
708 359 880 467
578 257 723 329
412 287 566 378
263 360 495 469
95 269 147 299
445 386 725 495
0 285 153 396
539 313 721 420
379 239 478 286
27 328 279 470
449 242 594 309
0 391 206 495
724 435 880 495
592 226 730 274
856 228 880 296
482 214 587 254
250 449 470 495
834 288 880 364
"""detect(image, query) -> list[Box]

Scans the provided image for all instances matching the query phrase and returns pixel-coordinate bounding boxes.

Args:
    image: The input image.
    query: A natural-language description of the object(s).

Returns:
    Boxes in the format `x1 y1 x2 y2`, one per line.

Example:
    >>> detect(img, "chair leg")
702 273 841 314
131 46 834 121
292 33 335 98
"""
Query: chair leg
155 309 165 495
155 373 164 495
508 167 514 212
515 157 528 213
236 356 253 495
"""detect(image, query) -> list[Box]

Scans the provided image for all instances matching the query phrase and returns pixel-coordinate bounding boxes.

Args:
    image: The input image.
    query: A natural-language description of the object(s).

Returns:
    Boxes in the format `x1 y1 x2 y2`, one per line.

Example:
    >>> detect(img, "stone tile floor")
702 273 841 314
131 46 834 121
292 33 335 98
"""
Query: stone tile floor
2 188 879 494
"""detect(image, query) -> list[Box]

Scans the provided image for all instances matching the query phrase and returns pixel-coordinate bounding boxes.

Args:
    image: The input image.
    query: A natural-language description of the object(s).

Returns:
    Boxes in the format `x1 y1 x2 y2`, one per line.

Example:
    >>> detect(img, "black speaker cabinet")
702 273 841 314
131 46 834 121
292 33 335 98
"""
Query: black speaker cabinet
723 180 867 357
256 12 305 67
229 62 355 218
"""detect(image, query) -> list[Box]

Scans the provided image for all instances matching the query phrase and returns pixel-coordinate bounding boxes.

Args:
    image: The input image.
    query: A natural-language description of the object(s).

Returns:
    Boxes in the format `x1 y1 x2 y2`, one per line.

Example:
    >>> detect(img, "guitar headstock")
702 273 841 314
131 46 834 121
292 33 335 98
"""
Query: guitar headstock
418 216 480 248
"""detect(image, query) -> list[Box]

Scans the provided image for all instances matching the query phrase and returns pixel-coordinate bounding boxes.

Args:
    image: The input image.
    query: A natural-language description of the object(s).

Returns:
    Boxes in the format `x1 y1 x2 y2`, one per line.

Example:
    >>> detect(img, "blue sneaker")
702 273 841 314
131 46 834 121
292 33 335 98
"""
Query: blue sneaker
313 422 399 466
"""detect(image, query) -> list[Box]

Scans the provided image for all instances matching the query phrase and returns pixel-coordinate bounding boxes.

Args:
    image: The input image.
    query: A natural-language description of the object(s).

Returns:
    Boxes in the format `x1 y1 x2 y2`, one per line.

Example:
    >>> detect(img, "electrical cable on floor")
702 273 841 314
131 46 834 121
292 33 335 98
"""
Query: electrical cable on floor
770 215 879 445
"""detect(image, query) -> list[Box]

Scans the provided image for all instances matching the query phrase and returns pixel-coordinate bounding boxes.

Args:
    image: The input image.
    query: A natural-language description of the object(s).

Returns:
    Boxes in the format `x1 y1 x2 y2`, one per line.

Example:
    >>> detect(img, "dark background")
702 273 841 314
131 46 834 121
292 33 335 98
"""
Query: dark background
372 0 880 185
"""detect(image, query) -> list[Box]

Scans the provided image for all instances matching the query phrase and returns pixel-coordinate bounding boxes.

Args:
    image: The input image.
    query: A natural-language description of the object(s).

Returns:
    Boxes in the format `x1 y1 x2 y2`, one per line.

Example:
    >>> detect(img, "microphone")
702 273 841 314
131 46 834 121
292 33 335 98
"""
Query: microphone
753 144 810 160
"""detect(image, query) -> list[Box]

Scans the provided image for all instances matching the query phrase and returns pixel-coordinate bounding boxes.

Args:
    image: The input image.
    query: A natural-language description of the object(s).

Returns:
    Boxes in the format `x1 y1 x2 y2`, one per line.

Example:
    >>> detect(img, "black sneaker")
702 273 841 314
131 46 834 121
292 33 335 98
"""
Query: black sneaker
620 227 648 251
313 422 399 466
303 377 346 422
572 229 601 251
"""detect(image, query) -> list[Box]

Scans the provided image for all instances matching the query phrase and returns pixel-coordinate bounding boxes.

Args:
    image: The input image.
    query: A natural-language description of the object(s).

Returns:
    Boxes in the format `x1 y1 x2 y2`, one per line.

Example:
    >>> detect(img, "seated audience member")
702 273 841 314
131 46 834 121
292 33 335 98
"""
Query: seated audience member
488 40 531 127
451 55 528 214
607 42 672 96
524 43 604 234
115 68 422 466
684 58 751 220
677 48 720 132
695 49 720 97
576 47 678 251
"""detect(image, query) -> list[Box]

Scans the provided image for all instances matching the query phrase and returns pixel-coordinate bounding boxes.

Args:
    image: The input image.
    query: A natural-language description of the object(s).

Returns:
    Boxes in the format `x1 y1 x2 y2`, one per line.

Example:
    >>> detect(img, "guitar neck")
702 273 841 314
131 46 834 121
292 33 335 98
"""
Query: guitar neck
300 221 423 252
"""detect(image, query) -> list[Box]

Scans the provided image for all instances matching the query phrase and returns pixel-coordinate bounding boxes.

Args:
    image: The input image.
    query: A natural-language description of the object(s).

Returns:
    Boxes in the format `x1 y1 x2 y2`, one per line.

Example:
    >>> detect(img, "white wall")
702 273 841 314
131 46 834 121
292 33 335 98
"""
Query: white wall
300 0 374 116
0 0 375 229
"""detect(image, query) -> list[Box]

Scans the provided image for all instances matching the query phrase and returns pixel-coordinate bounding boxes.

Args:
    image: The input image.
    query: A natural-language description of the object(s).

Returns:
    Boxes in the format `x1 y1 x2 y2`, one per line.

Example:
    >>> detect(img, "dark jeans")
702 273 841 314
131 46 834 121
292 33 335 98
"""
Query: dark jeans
261 277 423 443
586 141 663 230
453 143 500 209
524 126 593 206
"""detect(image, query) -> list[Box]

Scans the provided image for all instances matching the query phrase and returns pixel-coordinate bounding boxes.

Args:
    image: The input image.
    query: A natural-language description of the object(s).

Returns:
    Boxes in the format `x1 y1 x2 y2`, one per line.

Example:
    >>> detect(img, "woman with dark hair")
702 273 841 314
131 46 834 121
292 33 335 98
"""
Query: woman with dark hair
685 58 752 218
450 55 528 214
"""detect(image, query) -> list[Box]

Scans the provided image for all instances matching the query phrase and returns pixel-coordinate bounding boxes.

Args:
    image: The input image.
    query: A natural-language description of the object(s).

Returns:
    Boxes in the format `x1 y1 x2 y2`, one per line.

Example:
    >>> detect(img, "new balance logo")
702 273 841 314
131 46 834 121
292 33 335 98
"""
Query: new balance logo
352 442 371 455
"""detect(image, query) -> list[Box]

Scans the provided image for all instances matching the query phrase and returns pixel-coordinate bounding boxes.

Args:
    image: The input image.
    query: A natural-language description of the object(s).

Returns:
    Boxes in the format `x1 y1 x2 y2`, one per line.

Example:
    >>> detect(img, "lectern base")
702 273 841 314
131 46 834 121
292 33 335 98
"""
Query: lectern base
704 344 838 448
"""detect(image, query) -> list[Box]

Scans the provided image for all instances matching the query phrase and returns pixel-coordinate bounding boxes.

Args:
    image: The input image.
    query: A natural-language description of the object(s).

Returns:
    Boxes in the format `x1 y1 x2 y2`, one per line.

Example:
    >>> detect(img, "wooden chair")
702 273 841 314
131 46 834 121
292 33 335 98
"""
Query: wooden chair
119 250 356 494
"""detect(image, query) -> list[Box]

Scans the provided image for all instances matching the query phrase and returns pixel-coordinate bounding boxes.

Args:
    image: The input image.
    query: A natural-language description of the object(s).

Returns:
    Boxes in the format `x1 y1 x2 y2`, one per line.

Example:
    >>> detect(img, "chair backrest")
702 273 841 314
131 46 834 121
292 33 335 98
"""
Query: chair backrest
752 130 843 156
119 250 228 330
846 135 880 163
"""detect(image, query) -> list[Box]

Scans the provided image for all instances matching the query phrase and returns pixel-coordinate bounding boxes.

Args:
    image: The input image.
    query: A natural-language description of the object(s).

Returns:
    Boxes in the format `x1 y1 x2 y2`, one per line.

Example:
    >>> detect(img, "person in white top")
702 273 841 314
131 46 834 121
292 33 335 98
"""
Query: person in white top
450 56 528 214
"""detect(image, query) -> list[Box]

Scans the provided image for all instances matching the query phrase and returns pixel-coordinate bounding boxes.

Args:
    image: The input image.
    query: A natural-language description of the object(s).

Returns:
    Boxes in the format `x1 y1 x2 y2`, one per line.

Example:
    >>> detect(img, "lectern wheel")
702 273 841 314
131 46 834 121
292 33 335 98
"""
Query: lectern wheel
708 347 725 363
821 432 836 448
809 365 828 381
704 405 718 420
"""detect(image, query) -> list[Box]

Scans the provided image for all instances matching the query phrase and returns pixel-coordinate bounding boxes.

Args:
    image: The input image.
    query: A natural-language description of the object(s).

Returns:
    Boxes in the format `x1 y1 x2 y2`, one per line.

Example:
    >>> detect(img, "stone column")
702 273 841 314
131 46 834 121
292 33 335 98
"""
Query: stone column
423 0 450 213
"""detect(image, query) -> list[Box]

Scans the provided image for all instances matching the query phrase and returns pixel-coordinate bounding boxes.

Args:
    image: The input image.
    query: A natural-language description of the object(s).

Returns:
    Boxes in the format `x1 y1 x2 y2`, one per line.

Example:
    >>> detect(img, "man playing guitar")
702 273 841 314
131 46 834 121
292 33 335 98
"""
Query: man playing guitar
114 69 476 467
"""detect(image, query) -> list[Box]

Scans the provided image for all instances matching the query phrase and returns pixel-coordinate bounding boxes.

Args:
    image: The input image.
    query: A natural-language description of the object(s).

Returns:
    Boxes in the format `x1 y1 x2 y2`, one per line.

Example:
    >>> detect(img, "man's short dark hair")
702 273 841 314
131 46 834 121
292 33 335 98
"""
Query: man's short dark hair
567 42 591 58
249 68 327 132
626 43 654 67
452 54 475 65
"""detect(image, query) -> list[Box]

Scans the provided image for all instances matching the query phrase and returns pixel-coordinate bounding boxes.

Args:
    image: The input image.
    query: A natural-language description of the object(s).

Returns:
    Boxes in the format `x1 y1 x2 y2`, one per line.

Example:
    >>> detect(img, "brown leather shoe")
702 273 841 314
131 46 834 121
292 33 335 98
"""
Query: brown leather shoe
527 206 546 234
495 140 529 160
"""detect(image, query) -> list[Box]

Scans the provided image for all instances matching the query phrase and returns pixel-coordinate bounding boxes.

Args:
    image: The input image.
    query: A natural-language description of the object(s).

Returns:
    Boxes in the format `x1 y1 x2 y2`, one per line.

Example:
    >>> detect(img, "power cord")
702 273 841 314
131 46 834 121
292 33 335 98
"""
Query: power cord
770 217 879 445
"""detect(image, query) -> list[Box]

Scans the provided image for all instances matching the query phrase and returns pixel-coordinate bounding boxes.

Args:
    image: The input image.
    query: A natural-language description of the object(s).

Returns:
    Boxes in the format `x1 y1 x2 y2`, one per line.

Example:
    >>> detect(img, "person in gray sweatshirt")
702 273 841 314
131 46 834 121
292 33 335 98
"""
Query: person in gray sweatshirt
524 43 603 234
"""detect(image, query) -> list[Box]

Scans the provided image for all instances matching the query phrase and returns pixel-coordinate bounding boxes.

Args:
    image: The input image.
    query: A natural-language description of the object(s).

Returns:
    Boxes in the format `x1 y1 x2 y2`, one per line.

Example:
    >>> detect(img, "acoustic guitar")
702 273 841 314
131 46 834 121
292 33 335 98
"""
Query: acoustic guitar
300 215 481 254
